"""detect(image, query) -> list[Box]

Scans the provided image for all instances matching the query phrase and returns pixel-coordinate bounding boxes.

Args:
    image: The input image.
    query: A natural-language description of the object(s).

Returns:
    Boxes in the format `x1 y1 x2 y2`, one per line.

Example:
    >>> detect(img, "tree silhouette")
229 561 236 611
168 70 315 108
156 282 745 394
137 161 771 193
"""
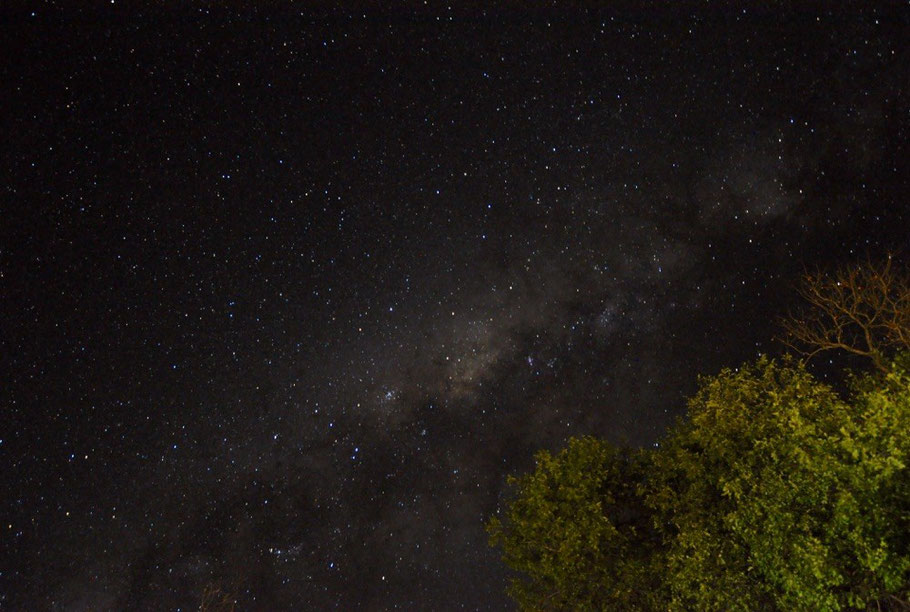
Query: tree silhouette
780 255 910 371
198 581 236 612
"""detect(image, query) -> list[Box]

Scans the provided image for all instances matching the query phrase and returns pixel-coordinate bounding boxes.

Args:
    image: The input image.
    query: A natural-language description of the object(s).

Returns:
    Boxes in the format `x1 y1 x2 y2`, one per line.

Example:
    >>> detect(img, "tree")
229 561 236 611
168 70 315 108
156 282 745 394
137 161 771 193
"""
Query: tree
780 256 910 372
198 581 237 612
649 357 909 610
489 357 910 610
487 437 662 610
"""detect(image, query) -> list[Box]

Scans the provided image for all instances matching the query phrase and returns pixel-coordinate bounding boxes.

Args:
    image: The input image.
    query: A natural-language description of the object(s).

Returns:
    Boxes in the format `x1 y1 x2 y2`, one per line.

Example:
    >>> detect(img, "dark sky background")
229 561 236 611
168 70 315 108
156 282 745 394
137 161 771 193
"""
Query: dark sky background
2 3 909 610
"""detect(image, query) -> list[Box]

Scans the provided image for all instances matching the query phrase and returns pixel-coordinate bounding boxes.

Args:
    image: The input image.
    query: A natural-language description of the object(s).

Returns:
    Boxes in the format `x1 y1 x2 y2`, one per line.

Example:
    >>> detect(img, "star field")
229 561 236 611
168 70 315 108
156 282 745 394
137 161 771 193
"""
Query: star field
2 4 909 609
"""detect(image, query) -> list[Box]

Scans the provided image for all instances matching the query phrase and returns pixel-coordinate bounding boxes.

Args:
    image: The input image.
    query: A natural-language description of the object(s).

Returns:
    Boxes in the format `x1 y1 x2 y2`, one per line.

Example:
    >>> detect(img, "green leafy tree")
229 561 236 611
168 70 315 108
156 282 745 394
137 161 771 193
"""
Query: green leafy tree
487 437 662 610
650 357 909 610
489 357 910 610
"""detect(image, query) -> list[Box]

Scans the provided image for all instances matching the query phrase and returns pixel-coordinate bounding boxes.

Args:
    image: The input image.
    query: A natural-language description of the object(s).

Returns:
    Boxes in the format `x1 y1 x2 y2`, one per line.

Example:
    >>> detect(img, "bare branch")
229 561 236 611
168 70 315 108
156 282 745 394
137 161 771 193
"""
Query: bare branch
778 256 910 371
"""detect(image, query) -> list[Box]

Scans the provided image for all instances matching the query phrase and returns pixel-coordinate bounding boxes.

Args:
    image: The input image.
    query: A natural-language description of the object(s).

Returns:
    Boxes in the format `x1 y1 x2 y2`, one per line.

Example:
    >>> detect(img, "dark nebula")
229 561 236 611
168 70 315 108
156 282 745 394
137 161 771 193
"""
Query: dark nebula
2 4 909 609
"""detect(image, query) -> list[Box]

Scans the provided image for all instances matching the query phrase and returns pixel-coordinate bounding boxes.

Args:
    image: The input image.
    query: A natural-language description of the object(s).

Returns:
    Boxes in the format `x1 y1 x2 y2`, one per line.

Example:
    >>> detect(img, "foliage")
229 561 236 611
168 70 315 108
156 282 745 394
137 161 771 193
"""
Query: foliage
651 357 909 610
487 437 662 610
489 357 910 610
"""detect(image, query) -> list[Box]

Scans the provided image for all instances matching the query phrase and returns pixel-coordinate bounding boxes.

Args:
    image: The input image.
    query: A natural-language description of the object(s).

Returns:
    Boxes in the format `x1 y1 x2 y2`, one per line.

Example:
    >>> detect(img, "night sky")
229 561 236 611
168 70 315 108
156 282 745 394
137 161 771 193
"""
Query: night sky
3 4 909 610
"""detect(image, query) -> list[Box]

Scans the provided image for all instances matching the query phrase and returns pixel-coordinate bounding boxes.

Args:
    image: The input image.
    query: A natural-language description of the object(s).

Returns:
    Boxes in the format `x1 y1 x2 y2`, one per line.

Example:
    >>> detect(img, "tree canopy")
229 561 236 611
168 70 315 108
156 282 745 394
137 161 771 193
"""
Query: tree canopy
487 438 660 610
651 357 909 610
489 357 910 610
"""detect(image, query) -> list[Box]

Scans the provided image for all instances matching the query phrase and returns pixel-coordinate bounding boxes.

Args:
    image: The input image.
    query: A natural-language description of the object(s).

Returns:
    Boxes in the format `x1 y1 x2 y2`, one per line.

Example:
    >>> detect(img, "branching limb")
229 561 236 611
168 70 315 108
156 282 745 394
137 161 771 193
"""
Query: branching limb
778 255 910 371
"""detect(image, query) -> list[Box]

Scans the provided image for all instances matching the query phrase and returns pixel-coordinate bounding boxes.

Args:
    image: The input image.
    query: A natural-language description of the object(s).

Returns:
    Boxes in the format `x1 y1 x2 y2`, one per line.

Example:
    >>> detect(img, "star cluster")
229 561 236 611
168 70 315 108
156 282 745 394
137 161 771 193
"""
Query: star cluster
2 5 909 609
